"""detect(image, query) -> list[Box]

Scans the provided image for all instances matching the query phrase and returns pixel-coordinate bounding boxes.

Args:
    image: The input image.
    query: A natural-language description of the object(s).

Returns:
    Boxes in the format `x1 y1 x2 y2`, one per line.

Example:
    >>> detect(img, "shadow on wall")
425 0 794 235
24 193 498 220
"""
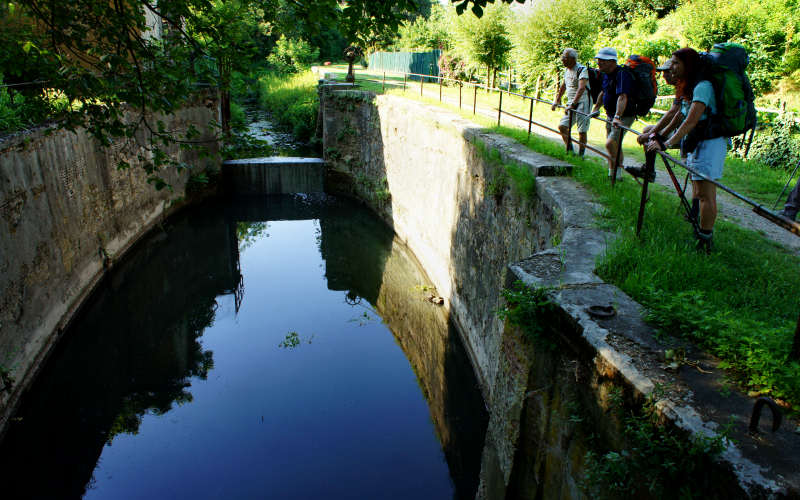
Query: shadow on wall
0 201 239 499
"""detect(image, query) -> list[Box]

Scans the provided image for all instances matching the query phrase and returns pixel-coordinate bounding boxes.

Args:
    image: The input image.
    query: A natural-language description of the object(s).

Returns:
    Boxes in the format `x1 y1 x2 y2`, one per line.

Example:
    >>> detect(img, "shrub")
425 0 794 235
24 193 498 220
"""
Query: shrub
267 35 320 74
744 114 800 169
438 52 469 82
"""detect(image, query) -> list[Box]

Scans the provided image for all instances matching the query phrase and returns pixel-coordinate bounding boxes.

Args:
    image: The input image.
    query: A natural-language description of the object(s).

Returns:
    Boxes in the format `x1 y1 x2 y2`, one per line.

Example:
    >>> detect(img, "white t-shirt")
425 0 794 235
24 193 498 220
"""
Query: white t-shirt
564 64 591 104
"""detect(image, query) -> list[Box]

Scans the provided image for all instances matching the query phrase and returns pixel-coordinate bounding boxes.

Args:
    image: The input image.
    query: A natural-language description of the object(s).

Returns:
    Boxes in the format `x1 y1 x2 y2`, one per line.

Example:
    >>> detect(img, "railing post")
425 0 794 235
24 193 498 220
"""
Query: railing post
566 108 573 153
459 83 462 109
473 85 477 115
498 90 503 126
403 73 407 91
382 72 385 93
527 98 534 140
439 75 443 102
420 73 423 96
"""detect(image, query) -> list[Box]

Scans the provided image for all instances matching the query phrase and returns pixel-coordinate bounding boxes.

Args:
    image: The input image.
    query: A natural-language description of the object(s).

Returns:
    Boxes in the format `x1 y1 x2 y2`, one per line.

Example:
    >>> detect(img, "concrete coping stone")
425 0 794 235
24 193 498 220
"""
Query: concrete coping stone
509 165 798 496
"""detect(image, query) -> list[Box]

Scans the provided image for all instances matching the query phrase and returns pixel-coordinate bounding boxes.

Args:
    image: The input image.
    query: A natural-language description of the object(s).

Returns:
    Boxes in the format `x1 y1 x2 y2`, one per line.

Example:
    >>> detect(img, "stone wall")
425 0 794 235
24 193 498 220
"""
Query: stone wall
0 96 219 434
319 88 797 498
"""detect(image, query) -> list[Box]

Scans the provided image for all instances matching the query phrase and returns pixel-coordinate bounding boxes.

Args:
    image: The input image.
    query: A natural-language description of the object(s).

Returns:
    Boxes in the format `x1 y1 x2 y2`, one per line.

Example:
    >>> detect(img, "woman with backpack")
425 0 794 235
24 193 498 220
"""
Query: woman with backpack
646 48 728 253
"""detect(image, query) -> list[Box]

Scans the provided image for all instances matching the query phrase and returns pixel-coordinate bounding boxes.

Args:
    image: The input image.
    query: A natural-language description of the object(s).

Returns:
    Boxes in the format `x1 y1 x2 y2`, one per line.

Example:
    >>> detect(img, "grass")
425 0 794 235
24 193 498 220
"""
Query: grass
257 70 320 142
312 65 800 409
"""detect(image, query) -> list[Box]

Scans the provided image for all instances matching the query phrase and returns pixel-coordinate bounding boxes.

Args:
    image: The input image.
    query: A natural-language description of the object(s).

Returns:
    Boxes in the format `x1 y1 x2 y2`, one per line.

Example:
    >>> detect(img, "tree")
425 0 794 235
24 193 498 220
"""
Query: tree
452 3 512 89
512 0 597 91
188 0 267 137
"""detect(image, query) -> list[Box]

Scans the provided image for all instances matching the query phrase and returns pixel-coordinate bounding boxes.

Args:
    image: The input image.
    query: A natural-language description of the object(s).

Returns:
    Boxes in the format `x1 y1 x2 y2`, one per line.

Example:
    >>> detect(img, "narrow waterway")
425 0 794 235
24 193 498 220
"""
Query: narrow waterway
0 193 487 499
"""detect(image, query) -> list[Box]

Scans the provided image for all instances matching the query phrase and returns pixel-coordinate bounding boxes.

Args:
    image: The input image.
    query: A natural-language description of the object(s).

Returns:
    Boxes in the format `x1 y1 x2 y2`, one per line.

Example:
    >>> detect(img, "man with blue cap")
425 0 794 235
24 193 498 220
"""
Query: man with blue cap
590 47 635 181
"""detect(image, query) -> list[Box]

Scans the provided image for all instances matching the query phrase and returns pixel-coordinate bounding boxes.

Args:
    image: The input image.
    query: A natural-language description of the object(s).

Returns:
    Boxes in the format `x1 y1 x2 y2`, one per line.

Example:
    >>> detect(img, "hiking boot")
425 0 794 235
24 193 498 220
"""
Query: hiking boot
625 164 656 183
779 208 797 221
694 228 713 254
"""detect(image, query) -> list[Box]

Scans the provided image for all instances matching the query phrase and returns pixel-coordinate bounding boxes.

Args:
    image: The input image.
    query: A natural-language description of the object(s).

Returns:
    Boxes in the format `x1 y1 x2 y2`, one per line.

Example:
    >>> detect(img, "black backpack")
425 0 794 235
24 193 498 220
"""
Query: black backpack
581 64 603 104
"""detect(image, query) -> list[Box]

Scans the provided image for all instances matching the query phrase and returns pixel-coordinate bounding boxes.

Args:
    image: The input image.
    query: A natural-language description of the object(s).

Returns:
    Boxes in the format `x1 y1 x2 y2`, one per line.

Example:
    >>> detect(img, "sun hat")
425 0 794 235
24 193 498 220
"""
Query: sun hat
656 60 673 71
594 47 618 61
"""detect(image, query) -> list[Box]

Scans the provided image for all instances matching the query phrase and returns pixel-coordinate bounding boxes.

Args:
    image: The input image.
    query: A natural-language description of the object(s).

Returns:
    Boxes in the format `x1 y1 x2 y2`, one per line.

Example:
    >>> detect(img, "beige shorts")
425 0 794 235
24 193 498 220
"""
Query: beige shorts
605 115 635 143
558 98 592 133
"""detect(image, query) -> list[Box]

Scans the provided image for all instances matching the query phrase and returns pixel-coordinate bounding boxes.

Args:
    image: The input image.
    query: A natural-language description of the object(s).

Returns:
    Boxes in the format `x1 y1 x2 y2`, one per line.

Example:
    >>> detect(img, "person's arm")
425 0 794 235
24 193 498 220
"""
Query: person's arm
647 101 706 152
552 82 566 111
591 91 604 113
637 100 681 144
570 78 588 109
612 94 628 126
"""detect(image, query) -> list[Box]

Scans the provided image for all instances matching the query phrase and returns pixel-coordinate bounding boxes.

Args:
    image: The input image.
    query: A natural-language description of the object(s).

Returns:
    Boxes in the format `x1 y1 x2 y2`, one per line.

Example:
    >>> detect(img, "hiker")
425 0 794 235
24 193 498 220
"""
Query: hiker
590 47 635 181
551 48 592 157
636 60 682 153
780 179 799 221
646 48 729 252
628 59 684 181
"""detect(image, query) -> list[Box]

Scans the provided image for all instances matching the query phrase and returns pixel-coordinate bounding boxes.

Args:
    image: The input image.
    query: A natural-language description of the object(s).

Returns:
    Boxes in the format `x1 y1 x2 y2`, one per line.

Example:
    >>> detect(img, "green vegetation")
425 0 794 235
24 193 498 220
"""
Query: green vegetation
471 138 537 204
497 281 558 347
582 386 730 499
257 71 320 142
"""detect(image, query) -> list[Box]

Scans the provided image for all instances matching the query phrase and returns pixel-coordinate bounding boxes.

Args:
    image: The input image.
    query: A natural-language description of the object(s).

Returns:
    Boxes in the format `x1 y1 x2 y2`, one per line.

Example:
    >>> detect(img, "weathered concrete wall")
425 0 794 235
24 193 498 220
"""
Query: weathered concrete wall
319 89 798 498
0 96 219 433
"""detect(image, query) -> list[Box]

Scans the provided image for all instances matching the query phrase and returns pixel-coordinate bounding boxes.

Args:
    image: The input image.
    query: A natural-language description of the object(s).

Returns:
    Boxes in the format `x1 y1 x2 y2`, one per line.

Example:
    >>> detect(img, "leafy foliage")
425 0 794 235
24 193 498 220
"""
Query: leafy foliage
267 35 320 74
583 388 730 499
742 114 800 170
511 0 597 91
451 3 512 86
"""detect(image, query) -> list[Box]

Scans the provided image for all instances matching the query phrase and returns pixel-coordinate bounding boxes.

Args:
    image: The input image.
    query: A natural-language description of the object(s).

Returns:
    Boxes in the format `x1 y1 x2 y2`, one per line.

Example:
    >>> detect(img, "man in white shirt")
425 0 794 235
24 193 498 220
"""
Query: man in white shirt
552 48 592 157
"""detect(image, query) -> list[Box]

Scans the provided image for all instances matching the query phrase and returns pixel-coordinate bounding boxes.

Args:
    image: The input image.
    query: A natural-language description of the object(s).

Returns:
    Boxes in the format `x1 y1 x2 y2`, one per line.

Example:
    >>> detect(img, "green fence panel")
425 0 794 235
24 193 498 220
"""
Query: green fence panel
368 50 441 78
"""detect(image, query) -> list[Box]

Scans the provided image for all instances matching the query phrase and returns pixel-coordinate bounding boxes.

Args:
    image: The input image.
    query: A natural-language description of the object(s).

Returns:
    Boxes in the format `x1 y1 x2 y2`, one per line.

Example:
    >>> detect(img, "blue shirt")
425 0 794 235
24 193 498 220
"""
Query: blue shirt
680 80 716 120
601 67 634 117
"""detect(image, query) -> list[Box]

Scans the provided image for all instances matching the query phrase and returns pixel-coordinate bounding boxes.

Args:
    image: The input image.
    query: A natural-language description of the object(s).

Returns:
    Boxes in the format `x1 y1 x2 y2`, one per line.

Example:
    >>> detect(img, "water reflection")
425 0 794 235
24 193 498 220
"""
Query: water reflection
0 194 486 499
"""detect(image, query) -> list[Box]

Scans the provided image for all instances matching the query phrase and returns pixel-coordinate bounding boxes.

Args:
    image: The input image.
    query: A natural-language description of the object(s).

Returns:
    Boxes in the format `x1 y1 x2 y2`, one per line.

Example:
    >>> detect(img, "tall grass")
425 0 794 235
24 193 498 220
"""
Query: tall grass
257 70 319 142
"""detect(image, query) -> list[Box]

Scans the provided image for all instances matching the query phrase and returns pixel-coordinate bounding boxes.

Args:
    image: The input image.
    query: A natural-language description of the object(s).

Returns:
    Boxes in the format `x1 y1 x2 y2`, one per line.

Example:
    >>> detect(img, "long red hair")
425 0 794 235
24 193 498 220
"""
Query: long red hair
672 48 702 100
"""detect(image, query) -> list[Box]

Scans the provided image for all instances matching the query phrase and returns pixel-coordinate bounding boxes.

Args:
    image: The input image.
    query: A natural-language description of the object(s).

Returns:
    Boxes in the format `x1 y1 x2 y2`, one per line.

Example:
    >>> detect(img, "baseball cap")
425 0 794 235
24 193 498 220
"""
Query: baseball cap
594 47 618 61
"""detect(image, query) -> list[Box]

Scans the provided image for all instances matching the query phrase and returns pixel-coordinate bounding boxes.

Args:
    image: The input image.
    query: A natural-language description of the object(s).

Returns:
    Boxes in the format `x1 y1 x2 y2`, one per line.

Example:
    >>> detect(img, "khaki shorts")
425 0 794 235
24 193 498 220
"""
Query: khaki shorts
558 97 592 133
605 115 635 143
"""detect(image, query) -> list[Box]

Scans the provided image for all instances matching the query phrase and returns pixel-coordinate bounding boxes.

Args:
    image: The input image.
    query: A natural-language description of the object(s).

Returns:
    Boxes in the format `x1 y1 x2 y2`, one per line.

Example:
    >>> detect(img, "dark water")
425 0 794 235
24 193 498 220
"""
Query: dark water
0 194 487 500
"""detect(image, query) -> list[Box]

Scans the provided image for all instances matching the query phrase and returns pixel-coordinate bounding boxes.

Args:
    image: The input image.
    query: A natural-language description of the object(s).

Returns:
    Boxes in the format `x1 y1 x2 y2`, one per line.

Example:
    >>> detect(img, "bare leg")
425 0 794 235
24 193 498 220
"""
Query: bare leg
558 124 571 150
605 137 622 178
578 132 587 156
693 180 717 231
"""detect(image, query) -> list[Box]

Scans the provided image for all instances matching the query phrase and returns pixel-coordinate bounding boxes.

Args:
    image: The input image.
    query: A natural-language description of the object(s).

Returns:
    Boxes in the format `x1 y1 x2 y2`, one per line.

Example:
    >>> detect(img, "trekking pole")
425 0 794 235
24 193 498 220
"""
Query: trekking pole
660 155 702 235
791 311 800 361
635 174 651 237
566 109 573 153
772 158 800 210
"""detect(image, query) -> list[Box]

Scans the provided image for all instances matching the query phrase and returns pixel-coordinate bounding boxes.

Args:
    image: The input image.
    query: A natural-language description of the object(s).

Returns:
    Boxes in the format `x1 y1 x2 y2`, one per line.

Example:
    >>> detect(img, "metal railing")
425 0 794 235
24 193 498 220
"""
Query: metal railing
346 68 799 238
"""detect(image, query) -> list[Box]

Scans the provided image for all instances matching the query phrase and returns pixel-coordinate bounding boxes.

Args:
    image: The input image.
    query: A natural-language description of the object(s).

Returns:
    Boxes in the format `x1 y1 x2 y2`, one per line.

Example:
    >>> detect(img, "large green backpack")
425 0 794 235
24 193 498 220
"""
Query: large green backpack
699 43 757 138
